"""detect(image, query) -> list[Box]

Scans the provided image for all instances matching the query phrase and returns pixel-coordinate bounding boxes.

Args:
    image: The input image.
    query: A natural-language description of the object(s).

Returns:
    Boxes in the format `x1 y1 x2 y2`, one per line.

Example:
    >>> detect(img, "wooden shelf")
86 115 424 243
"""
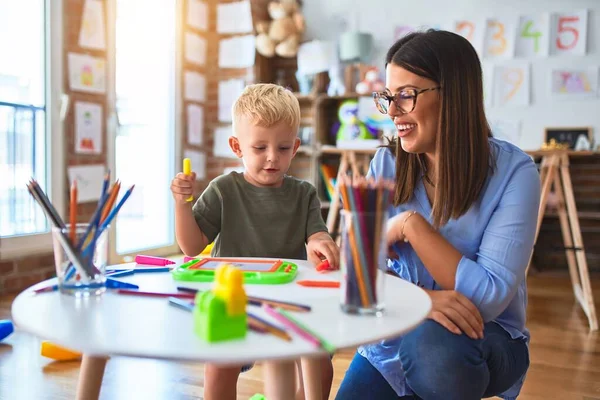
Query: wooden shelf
527 150 598 157
319 146 379 155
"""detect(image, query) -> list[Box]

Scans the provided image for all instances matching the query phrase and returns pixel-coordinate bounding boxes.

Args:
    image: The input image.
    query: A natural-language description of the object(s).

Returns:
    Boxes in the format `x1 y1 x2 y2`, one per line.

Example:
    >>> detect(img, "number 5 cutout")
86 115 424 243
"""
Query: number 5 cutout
551 10 588 56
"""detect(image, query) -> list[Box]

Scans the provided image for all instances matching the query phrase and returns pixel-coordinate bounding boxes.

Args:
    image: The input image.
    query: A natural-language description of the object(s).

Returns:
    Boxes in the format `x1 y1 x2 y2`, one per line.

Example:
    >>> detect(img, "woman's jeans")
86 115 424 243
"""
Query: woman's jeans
335 320 529 400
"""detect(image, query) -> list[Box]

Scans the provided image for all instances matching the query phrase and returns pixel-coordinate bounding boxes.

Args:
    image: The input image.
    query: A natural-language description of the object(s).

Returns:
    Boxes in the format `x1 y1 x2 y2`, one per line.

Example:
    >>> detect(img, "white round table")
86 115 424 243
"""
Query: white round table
12 258 431 400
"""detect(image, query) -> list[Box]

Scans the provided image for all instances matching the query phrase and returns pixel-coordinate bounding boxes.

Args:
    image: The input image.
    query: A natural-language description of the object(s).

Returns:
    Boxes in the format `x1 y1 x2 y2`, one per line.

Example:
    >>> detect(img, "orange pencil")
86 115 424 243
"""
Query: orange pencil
297 280 340 288
69 180 77 244
100 180 121 223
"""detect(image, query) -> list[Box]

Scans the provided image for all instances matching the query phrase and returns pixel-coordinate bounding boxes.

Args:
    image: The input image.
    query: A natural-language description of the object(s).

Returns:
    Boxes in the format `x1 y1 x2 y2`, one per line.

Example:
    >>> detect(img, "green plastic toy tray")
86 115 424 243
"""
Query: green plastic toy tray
171 257 298 285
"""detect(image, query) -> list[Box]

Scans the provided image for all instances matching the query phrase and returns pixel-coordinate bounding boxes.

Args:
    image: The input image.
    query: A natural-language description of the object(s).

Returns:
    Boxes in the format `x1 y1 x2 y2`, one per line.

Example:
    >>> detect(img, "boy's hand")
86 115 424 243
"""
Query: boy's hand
170 172 196 205
307 232 339 270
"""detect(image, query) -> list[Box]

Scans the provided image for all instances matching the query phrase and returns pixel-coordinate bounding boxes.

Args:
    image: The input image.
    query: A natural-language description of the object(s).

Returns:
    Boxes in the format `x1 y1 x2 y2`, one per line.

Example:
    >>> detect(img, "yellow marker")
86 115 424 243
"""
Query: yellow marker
183 158 193 202
40 341 81 361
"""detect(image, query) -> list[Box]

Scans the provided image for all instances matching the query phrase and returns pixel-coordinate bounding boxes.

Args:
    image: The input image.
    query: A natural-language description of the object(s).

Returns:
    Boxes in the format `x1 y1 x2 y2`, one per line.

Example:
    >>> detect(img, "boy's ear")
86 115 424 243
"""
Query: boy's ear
291 137 301 157
228 136 243 158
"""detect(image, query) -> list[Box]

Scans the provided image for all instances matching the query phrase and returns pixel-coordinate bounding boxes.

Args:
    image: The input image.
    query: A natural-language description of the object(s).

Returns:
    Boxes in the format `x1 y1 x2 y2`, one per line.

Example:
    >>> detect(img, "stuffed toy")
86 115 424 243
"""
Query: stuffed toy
255 0 305 58
355 67 385 95
332 100 376 143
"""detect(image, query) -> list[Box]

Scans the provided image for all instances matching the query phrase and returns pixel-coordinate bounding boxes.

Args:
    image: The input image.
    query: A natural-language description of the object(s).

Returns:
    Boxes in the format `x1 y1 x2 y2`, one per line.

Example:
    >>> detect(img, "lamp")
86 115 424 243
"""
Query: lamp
339 31 373 63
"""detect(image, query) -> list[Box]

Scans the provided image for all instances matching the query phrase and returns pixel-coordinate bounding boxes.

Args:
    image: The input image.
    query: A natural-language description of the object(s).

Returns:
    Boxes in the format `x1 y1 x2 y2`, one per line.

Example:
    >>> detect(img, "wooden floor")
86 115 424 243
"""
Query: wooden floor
1 273 599 400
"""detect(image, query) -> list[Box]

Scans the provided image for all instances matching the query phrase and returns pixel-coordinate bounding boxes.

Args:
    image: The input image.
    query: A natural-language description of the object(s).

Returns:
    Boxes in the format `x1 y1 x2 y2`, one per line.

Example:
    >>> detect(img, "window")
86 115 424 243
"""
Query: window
110 0 179 260
0 0 64 258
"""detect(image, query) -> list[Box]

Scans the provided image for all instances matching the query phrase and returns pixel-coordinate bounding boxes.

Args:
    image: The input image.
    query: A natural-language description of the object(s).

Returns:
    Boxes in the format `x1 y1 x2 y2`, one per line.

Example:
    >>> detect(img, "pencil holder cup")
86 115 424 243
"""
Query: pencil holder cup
339 210 387 315
52 223 109 297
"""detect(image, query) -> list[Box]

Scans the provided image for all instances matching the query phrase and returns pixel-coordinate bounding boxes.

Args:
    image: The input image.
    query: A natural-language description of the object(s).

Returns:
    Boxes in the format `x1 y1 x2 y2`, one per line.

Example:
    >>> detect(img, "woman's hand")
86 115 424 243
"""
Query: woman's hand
386 211 419 258
425 289 484 339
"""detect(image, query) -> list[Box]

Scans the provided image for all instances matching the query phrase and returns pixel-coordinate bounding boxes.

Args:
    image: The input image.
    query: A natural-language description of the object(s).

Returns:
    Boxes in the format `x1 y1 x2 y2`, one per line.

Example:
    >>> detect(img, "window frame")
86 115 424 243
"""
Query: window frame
0 0 65 260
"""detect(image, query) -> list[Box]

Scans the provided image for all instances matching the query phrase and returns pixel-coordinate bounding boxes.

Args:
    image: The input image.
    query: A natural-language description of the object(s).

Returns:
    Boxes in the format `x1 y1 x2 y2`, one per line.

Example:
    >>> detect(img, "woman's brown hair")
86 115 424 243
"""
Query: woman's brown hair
384 29 493 228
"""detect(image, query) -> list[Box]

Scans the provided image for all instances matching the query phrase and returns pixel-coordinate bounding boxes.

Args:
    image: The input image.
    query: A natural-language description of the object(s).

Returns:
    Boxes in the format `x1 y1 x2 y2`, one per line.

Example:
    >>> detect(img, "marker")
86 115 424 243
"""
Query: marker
183 158 193 202
135 255 176 266
134 267 170 273
0 320 14 341
40 341 81 361
105 279 139 289
316 259 331 272
296 280 340 288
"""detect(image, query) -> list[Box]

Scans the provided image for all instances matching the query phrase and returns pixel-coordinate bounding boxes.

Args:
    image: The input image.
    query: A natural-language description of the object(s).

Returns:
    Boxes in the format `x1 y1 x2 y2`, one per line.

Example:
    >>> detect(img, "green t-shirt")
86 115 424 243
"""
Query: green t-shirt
192 172 328 260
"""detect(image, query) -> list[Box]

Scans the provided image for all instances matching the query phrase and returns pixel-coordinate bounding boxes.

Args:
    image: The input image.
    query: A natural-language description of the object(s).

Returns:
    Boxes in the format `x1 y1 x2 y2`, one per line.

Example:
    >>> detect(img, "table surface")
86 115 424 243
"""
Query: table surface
11 258 431 365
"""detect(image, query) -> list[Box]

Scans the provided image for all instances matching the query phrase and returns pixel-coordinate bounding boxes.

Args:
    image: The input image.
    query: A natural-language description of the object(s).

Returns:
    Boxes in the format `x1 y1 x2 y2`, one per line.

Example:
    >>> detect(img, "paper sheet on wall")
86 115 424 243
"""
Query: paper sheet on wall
217 0 253 34
183 149 206 180
213 126 237 158
493 63 530 107
218 79 245 122
185 32 206 66
550 67 598 100
219 35 256 68
67 164 105 203
68 53 106 94
187 104 204 146
483 17 517 59
489 119 522 146
515 14 550 57
184 71 206 102
454 19 485 55
75 101 103 154
79 0 106 50
187 0 208 31
550 10 588 56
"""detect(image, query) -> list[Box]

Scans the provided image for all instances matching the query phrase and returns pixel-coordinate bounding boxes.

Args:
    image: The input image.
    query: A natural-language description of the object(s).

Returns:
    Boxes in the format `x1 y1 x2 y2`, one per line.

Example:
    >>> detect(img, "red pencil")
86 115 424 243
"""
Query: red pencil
296 280 340 288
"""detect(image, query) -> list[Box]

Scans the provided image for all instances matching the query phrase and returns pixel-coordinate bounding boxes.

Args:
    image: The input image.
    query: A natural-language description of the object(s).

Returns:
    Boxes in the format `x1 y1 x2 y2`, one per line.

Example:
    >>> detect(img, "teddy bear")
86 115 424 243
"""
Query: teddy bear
255 0 305 58
355 67 385 95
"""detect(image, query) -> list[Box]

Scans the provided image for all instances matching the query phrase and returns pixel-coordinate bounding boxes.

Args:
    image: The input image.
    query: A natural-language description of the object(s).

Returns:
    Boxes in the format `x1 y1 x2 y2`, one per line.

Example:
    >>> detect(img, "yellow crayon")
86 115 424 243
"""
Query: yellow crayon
40 341 81 361
183 158 193 202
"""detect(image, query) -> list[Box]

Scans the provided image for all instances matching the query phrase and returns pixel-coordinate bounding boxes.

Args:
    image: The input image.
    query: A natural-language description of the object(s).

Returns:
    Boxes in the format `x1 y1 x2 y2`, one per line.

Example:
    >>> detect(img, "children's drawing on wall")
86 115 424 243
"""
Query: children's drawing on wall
492 63 530 107
483 18 516 59
515 14 550 57
550 68 598 100
453 19 485 54
75 102 102 154
79 0 106 50
550 10 588 56
68 53 106 94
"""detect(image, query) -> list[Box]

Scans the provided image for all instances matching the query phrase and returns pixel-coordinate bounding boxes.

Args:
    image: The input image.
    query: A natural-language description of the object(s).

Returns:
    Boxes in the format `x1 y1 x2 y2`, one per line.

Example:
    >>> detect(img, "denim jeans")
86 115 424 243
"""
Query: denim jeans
335 320 529 400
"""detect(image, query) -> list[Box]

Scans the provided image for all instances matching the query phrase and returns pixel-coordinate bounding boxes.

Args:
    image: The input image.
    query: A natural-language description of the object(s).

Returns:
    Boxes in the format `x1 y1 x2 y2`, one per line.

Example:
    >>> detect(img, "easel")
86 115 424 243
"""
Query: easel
325 149 373 241
528 150 598 331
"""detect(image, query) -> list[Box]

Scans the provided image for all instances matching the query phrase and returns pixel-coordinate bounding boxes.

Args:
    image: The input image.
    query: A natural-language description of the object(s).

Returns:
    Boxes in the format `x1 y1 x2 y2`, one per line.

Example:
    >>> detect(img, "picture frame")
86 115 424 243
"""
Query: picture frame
544 127 593 150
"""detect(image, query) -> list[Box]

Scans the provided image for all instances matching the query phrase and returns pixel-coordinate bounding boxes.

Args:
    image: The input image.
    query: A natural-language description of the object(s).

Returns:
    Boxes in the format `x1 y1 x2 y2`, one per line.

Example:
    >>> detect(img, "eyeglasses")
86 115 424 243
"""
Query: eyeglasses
373 87 441 114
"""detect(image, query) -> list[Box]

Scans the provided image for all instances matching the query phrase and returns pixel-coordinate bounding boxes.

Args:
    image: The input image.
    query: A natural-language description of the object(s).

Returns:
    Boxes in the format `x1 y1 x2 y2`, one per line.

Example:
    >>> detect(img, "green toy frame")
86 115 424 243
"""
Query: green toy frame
171 257 298 285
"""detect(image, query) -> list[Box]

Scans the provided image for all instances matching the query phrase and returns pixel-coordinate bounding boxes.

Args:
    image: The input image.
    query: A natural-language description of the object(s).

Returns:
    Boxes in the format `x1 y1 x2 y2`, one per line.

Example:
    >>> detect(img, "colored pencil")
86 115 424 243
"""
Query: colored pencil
247 312 291 341
277 308 336 353
296 280 340 288
70 180 77 245
176 286 311 312
117 289 197 299
263 305 321 348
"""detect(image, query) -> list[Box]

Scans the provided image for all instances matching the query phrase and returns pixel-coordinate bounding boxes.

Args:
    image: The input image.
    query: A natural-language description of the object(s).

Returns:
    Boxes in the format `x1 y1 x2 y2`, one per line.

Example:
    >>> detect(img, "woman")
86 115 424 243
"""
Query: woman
335 30 539 400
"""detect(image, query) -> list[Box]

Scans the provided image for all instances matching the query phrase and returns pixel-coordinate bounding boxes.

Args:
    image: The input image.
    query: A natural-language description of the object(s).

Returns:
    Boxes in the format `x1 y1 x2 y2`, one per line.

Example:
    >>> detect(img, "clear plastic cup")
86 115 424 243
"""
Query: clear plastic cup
339 210 387 315
52 223 108 297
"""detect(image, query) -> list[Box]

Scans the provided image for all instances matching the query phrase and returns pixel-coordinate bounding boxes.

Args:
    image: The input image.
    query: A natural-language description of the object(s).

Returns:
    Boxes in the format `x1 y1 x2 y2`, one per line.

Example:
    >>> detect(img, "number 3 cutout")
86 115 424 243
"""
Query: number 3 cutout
556 16 579 50
489 21 507 55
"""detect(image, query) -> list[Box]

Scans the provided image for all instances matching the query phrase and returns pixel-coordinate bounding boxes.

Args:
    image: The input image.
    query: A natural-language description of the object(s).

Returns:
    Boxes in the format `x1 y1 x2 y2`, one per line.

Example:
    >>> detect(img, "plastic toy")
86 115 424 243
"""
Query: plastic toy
194 264 248 342
333 100 376 143
40 341 81 361
172 257 298 284
0 320 14 341
355 67 385 95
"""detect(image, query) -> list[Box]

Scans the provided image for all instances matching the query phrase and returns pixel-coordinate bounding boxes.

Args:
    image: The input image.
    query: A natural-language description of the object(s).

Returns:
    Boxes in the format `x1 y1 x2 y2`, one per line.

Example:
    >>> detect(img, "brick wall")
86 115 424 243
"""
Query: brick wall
1 0 108 294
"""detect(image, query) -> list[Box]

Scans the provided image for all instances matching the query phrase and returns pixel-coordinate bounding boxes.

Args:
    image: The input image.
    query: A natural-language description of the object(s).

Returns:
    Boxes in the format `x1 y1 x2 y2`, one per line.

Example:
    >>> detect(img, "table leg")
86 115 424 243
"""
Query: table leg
263 359 296 400
76 355 107 400
300 356 323 400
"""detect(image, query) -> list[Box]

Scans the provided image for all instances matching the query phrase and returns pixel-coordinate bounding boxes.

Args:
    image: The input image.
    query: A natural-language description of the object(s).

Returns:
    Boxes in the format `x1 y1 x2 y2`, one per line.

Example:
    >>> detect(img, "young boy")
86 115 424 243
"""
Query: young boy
170 83 338 400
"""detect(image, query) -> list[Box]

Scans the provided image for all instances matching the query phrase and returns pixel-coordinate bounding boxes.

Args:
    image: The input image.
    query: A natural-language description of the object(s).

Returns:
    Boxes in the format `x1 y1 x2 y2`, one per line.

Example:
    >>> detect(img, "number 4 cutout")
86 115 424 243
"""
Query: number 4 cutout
516 14 550 57
550 10 588 56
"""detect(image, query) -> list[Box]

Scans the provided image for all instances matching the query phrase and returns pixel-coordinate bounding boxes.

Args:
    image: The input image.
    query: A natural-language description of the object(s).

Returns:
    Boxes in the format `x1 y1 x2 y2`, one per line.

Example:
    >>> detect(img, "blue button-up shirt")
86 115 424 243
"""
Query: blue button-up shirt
359 138 540 399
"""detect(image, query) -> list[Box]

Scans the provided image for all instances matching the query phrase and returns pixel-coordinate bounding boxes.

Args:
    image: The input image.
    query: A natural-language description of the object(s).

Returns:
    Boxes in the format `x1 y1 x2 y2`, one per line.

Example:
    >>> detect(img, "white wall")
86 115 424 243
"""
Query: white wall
301 0 600 150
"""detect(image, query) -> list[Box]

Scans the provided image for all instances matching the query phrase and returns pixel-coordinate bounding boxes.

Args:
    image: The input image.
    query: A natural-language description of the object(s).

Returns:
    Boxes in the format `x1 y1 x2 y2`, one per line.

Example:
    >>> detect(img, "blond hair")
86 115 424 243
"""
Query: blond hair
232 83 300 135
